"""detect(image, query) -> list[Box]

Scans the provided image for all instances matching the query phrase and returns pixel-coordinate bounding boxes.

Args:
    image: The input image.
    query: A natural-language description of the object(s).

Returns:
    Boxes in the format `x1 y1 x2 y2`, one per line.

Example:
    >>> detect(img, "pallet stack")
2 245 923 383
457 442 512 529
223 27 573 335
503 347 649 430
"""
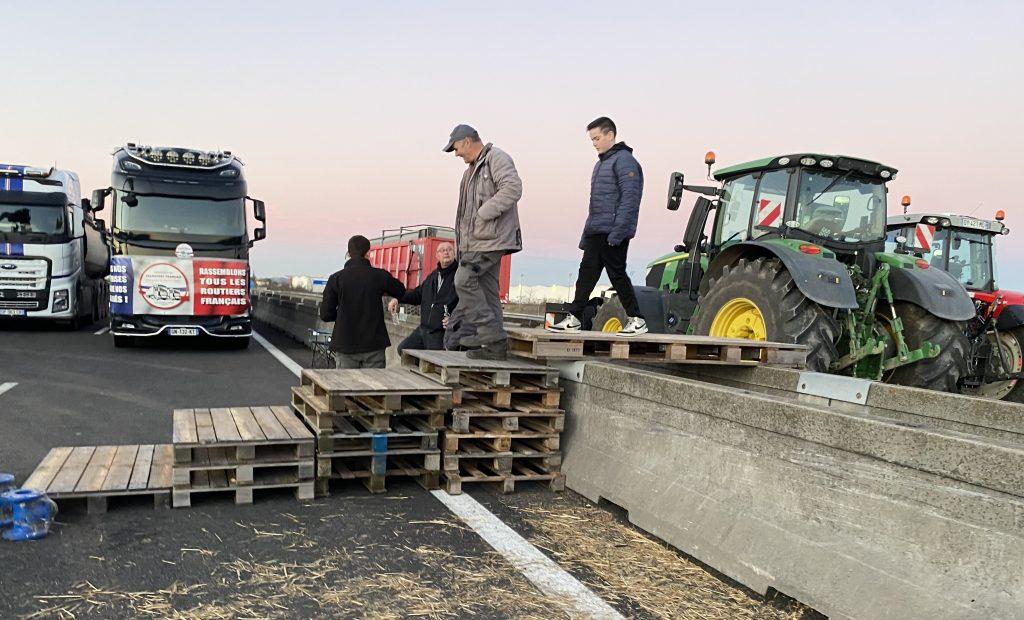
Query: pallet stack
290 368 453 496
171 406 314 508
402 350 566 495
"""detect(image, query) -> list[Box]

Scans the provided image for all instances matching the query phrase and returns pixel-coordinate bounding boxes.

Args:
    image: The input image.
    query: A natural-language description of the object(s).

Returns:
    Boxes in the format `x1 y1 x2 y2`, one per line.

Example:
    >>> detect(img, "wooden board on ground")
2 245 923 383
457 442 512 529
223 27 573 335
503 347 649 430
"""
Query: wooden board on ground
443 459 565 495
300 368 453 412
172 406 314 465
171 468 314 508
505 327 808 367
402 349 559 388
23 444 173 513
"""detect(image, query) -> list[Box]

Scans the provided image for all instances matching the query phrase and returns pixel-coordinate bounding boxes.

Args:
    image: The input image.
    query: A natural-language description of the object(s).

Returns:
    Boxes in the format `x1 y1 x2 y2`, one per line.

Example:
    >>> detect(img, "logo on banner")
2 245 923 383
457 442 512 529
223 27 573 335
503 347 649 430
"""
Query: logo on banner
138 263 190 309
175 243 195 258
757 199 782 228
915 223 935 251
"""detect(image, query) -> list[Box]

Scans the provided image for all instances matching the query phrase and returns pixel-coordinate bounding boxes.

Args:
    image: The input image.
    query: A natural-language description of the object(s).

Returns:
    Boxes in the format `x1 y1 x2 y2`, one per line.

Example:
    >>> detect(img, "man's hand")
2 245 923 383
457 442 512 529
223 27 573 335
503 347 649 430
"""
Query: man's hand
442 316 450 329
387 298 399 314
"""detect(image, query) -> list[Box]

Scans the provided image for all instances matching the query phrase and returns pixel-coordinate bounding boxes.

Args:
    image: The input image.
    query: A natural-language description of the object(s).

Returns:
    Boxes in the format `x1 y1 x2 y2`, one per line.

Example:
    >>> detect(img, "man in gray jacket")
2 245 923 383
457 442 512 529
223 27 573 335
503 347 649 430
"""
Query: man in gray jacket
444 124 523 360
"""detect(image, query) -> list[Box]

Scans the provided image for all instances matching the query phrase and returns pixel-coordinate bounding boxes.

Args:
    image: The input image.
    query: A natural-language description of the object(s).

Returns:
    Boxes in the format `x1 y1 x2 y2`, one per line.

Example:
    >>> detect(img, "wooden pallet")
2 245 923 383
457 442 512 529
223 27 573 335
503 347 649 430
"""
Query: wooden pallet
451 399 564 433
23 445 173 514
172 469 314 508
316 453 441 495
402 349 559 388
291 403 440 455
292 386 445 433
442 441 562 473
453 385 561 409
442 420 561 453
505 327 808 366
300 368 453 412
444 459 565 495
172 448 314 488
172 406 314 465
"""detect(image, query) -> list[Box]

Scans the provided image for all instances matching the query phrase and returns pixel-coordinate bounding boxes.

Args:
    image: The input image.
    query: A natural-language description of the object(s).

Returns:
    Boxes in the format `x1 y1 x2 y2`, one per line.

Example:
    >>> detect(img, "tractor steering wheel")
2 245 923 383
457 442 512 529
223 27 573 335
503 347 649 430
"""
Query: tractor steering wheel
803 215 842 238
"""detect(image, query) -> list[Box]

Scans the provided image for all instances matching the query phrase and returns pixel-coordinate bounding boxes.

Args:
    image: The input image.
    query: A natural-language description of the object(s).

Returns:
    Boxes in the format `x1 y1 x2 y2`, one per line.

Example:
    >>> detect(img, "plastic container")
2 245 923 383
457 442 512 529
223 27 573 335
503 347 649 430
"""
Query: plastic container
0 474 15 528
1 489 58 541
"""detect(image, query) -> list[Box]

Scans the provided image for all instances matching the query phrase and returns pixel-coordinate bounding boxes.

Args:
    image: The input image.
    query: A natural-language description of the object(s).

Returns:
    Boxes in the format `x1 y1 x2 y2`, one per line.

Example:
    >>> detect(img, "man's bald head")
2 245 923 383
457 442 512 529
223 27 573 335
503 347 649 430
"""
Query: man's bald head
436 242 455 268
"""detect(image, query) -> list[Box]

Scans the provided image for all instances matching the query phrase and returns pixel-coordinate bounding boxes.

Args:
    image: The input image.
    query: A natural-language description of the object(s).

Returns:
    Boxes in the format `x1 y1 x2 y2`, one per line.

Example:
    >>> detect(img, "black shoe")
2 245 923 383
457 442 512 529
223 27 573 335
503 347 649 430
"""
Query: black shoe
466 340 508 361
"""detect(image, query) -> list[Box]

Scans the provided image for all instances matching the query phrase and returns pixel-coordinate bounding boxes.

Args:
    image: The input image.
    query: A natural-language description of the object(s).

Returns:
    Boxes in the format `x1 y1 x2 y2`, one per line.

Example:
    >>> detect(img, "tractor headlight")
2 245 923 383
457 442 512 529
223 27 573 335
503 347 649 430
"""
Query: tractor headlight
53 289 69 312
819 159 834 168
777 157 791 166
925 217 939 224
799 157 817 166
880 170 892 179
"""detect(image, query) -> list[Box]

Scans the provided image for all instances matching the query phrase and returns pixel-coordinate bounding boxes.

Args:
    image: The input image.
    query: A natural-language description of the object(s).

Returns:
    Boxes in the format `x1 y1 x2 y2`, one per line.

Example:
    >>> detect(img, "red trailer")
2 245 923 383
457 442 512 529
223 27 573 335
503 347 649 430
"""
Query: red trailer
367 225 512 301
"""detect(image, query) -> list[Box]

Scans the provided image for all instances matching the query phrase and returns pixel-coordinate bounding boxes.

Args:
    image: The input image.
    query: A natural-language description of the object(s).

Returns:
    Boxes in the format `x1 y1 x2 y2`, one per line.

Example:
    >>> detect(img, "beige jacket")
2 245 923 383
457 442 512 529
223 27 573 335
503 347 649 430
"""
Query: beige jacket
455 144 523 254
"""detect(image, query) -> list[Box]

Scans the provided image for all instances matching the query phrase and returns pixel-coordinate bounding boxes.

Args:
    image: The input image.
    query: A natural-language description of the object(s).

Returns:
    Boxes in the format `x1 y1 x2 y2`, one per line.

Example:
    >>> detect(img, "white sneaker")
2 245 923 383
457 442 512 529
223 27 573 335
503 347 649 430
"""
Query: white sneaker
616 317 648 337
546 314 582 333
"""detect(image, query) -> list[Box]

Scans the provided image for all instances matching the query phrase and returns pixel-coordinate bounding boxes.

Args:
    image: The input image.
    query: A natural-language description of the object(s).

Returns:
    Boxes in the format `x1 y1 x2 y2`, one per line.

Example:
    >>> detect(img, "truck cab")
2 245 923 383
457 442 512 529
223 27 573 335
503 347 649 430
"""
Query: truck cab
0 165 107 326
92 144 266 348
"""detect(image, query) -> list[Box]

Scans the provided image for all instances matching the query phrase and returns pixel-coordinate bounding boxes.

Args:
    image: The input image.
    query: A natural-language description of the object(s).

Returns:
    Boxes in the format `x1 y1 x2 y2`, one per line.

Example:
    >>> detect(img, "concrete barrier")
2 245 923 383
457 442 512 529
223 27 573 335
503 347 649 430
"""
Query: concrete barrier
558 361 1024 620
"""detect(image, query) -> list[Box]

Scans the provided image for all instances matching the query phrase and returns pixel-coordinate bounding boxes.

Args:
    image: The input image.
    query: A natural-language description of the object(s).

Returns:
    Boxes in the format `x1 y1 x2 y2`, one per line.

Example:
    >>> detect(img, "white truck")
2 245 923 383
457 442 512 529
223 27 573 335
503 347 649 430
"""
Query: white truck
0 165 108 326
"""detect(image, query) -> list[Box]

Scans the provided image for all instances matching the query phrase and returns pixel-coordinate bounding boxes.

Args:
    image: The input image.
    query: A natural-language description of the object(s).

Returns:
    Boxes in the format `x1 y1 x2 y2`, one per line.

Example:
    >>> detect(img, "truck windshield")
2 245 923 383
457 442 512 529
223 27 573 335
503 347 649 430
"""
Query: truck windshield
116 193 245 237
0 202 68 239
795 172 886 243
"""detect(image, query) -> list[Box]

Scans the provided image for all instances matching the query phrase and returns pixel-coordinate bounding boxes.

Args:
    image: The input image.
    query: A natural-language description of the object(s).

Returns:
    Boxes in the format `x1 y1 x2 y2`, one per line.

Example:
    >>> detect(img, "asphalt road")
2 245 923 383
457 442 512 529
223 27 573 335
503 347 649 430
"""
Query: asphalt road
0 319 807 619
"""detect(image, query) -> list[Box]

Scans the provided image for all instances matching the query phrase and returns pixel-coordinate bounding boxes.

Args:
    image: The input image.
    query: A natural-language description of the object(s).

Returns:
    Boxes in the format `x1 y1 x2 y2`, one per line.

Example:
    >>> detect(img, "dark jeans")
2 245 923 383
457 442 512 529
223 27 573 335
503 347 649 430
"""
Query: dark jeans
569 234 641 317
397 326 445 354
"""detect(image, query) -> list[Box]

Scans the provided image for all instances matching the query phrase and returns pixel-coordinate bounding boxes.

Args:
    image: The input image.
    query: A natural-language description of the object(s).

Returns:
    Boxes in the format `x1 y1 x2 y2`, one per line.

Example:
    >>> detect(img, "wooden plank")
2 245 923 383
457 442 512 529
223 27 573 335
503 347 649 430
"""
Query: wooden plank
210 408 243 443
271 405 312 440
195 409 217 444
128 445 155 490
172 409 198 444
252 406 291 440
74 446 118 493
48 446 96 494
23 447 73 491
101 445 140 491
231 407 267 442
150 445 173 489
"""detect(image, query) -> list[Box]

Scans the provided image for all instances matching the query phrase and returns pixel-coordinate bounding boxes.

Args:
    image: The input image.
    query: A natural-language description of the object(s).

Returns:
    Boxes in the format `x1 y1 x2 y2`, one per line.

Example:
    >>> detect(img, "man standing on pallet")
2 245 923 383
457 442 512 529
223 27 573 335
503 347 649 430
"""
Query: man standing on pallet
319 235 406 368
548 116 647 336
388 241 459 354
444 124 523 360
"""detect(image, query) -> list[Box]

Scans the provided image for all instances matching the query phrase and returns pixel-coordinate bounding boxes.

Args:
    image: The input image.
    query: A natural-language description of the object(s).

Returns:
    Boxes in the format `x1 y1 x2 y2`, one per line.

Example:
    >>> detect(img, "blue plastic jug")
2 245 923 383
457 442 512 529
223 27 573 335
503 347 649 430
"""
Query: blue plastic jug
2 489 58 541
0 474 15 528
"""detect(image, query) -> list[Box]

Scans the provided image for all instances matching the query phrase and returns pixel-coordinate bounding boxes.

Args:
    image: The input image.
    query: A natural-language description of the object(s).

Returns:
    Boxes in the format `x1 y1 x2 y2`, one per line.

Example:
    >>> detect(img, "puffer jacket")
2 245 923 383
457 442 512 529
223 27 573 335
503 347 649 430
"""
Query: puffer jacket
455 143 523 254
582 142 643 247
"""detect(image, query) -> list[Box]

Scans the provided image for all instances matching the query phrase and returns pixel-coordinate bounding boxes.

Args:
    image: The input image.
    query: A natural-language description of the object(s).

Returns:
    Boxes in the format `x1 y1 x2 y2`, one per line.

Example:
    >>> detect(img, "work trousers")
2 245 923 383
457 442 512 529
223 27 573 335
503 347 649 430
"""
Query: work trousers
397 326 445 355
454 250 507 345
568 234 641 317
334 349 387 369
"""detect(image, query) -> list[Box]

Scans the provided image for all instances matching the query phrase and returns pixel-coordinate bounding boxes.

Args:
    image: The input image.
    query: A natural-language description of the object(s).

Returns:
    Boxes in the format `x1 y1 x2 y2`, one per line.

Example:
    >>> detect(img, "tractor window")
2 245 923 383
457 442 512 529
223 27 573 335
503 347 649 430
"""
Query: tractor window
795 171 887 242
715 174 757 246
752 169 790 238
948 231 993 291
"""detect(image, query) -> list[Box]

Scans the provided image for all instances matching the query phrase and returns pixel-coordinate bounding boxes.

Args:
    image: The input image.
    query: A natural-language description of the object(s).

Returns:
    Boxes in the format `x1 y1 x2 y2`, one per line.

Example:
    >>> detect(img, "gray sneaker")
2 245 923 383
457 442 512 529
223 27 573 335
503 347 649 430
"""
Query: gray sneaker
546 314 582 333
616 317 648 337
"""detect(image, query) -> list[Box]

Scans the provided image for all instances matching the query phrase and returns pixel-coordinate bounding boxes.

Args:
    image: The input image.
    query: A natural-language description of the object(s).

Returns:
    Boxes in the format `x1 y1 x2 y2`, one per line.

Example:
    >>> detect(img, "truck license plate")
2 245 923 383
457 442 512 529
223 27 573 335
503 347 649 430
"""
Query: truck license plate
0 309 26 316
168 327 200 336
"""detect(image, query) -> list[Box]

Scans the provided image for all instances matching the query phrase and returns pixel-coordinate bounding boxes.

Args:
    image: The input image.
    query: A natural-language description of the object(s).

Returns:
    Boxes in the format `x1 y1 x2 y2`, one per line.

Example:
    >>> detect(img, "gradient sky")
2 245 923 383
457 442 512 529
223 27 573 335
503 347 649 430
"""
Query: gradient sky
4 2 1023 287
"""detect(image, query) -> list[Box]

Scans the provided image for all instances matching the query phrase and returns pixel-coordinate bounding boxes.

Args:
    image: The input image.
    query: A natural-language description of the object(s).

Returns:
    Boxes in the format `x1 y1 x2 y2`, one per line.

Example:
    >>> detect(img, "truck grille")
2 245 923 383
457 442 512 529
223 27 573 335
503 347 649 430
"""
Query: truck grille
0 259 48 290
0 300 40 309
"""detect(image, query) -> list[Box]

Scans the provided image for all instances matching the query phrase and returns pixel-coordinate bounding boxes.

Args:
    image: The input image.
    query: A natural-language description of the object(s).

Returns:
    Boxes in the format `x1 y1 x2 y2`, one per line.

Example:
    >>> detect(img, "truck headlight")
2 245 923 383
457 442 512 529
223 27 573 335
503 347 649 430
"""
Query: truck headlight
53 289 69 312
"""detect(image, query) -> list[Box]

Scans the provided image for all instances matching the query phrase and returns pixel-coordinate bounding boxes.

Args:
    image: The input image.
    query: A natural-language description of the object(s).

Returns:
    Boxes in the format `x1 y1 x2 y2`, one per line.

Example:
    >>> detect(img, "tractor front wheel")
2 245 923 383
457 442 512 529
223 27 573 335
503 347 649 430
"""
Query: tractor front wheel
593 296 629 333
1000 328 1024 403
691 257 839 373
886 302 969 393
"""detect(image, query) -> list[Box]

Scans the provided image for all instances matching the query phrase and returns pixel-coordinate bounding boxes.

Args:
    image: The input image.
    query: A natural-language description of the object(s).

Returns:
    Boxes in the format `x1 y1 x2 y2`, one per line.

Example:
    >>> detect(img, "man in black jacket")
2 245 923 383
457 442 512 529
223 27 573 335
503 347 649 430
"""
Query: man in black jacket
388 242 459 354
319 235 406 368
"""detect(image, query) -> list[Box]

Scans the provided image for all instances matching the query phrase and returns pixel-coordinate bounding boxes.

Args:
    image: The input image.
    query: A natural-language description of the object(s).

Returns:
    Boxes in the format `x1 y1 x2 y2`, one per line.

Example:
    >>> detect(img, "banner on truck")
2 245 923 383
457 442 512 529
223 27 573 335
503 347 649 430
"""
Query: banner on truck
109 256 249 316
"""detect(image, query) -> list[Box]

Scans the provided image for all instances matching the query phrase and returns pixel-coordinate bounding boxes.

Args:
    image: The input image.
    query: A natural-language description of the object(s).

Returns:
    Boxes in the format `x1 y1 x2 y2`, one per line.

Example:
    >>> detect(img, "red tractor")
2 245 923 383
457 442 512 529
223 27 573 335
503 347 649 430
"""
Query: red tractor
887 205 1024 400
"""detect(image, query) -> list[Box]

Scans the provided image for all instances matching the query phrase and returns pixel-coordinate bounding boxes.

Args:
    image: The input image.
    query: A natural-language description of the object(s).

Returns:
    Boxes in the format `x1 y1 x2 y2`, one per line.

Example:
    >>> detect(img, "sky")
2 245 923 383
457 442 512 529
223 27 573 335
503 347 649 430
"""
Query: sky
3 1 1023 288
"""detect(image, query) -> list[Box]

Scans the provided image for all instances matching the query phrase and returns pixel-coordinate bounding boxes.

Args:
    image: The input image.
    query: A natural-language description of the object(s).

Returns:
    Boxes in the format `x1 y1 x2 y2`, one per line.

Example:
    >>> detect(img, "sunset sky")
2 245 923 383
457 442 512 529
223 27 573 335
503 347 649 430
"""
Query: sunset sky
4 2 1023 287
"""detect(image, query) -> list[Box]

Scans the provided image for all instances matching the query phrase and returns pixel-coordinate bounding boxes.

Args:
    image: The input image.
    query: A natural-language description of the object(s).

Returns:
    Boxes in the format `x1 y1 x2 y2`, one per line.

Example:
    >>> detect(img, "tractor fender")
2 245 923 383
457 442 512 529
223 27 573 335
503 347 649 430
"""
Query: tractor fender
995 304 1024 330
701 241 858 309
887 266 976 321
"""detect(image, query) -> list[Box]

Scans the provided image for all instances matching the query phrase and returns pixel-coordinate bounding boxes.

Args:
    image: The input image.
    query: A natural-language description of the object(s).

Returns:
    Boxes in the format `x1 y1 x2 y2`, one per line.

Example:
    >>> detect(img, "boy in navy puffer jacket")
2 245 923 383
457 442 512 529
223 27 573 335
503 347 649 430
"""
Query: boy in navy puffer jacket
548 116 648 336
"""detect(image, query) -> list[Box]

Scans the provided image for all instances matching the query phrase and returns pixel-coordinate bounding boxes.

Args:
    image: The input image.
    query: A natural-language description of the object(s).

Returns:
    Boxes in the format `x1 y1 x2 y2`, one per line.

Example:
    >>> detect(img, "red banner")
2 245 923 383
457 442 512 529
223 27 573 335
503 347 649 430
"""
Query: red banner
192 259 249 316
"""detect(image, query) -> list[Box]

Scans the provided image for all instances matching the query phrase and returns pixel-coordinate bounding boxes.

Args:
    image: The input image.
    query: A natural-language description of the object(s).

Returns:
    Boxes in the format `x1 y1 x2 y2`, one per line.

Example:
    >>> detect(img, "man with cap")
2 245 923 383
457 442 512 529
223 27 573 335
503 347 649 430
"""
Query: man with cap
444 124 523 360
319 235 406 368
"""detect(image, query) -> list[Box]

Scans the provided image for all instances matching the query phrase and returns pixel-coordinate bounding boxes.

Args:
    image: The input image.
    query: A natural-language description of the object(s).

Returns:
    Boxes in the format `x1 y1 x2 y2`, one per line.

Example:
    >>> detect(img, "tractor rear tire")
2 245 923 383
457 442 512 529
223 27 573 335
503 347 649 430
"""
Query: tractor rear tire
593 297 629 334
886 302 969 393
1002 327 1024 403
691 257 839 373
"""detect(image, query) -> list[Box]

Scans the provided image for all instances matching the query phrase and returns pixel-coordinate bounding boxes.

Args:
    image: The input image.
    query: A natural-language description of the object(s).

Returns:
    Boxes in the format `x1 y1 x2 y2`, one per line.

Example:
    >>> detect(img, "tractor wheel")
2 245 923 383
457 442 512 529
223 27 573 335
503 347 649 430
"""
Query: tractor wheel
593 296 629 333
1001 327 1024 403
886 302 969 393
691 257 839 372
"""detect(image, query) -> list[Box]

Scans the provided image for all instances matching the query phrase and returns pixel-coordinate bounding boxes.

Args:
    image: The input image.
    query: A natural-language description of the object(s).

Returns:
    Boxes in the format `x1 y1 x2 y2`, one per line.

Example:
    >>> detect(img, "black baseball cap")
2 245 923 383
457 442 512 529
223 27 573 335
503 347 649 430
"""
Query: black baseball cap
443 124 479 152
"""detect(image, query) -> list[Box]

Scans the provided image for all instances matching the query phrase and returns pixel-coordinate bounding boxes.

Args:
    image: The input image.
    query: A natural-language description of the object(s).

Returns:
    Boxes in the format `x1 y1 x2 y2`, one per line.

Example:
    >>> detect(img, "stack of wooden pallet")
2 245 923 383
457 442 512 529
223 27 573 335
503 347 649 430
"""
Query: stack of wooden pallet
171 406 315 508
402 350 565 495
290 368 453 495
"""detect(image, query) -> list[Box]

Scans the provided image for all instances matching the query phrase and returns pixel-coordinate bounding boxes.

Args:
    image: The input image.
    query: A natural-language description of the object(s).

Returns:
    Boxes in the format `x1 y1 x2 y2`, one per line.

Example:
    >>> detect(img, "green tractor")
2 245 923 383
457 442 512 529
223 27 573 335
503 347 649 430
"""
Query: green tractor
594 152 976 391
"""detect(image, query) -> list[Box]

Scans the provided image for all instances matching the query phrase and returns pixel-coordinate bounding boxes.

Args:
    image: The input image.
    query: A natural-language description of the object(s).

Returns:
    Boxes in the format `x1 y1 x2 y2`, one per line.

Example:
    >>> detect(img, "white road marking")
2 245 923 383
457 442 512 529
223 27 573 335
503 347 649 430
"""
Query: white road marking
432 491 622 618
0 382 17 397
253 330 618 617
93 326 110 335
252 331 305 378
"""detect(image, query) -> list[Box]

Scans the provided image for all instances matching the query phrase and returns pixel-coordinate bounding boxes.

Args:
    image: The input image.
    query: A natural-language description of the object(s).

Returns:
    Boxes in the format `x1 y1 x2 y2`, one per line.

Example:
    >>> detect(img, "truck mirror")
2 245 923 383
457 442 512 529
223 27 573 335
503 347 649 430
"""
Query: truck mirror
81 198 92 212
666 172 685 211
91 189 108 212
121 192 138 207
251 198 266 222
91 218 106 232
250 227 267 247
681 196 714 253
